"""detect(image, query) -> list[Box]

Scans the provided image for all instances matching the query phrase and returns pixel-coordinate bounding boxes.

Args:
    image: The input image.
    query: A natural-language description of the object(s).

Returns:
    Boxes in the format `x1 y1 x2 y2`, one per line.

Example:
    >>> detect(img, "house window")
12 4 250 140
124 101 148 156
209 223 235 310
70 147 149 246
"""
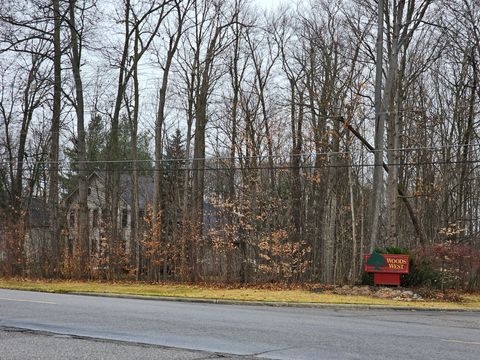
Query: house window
92 208 99 228
88 187 92 195
69 211 75 228
121 209 128 228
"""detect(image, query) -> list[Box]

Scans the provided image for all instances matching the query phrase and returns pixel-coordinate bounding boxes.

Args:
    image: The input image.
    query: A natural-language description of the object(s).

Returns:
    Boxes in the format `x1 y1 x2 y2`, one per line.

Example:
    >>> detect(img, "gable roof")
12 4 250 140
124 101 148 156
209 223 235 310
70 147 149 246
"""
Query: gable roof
65 171 155 210
118 174 154 209
63 171 102 205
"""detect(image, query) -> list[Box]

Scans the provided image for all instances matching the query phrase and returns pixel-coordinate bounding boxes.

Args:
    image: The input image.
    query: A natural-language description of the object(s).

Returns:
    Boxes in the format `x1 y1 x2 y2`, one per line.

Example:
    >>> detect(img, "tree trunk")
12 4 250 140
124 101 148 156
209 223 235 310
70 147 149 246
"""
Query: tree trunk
291 86 303 243
68 0 89 277
369 0 385 252
385 0 404 247
191 24 223 280
348 151 357 283
48 0 62 275
130 25 140 279
227 30 240 281
107 0 130 277
154 5 186 278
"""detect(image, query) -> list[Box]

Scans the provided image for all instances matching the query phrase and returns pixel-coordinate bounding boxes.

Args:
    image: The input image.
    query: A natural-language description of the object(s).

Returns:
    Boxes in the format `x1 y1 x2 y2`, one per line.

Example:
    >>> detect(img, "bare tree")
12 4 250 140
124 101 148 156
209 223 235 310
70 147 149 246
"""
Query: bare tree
66 0 92 275
369 0 385 252
152 0 192 279
105 0 173 277
189 1 240 280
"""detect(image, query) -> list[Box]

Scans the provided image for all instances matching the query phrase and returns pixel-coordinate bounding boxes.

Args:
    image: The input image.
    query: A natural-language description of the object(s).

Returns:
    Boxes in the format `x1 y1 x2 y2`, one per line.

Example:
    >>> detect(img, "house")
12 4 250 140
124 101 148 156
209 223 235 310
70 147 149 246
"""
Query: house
64 172 154 254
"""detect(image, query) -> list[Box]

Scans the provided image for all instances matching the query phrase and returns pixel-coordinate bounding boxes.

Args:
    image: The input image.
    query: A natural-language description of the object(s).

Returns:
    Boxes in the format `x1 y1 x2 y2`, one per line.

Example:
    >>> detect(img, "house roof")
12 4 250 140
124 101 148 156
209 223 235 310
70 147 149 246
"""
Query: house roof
65 171 155 210
64 172 215 221
118 174 155 209
63 171 101 204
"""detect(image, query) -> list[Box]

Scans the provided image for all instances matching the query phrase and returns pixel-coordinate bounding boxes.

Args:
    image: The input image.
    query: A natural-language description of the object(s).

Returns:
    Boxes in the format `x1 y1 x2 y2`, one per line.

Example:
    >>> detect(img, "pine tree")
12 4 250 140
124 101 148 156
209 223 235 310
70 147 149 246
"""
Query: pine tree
367 251 387 270
163 129 186 220
62 115 108 194
86 115 107 166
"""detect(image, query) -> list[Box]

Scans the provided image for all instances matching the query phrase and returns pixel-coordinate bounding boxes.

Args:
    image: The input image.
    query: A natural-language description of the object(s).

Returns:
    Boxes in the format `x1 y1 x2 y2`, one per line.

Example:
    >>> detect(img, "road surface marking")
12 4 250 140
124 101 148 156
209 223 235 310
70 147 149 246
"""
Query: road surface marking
0 297 57 305
441 339 480 346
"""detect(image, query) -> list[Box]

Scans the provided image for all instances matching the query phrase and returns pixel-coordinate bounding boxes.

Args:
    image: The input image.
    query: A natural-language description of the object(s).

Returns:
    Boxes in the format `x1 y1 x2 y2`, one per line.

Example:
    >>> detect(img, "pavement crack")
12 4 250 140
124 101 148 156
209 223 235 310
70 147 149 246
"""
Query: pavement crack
250 345 299 357
191 353 256 360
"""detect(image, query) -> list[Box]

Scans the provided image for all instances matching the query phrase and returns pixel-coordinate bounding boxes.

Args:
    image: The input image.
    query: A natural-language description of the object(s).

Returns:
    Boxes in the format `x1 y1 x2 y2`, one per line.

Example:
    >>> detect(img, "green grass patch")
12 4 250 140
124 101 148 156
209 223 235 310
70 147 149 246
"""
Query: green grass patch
1 278 479 310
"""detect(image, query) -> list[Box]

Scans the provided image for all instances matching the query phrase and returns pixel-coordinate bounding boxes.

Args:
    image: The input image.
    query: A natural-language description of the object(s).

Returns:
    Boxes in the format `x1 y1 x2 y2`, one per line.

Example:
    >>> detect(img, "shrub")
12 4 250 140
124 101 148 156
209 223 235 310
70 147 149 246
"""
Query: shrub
403 257 441 287
412 242 480 291
361 246 442 287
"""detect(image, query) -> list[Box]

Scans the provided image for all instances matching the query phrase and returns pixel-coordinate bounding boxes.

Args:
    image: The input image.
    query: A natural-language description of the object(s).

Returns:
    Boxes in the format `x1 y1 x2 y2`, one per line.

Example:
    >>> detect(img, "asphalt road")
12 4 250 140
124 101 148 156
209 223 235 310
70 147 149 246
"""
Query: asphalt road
1 328 249 360
0 289 479 360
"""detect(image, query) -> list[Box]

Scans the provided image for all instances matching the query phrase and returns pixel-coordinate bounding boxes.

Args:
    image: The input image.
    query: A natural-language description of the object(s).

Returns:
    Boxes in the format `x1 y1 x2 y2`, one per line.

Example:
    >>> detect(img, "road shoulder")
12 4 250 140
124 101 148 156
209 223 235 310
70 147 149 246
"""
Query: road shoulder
0 327 256 360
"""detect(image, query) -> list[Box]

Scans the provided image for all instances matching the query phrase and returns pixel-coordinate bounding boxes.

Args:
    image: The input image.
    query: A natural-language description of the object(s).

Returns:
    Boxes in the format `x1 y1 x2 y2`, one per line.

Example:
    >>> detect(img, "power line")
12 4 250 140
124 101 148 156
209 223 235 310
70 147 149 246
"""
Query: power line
2 159 480 173
1 143 480 167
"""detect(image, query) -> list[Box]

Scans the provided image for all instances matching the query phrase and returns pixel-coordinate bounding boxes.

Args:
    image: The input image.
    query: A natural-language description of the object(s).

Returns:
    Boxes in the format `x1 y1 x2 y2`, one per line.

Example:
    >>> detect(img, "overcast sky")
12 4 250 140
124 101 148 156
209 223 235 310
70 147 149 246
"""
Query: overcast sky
256 0 278 10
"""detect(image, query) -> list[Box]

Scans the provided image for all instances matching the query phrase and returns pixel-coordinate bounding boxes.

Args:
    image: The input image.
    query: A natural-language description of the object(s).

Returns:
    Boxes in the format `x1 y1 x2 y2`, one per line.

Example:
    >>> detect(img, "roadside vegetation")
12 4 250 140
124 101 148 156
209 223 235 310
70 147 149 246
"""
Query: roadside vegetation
1 278 479 310
1 1 480 291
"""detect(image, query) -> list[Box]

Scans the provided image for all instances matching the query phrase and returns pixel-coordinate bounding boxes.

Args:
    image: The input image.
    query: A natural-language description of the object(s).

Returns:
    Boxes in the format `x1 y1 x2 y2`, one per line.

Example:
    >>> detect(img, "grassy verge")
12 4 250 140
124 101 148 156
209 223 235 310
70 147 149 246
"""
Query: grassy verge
1 278 479 310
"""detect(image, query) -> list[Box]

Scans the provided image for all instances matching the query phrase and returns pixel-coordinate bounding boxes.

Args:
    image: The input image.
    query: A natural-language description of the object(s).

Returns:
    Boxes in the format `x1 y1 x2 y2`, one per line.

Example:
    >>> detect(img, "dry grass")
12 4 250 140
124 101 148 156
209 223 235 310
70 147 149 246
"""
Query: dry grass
1 278 479 310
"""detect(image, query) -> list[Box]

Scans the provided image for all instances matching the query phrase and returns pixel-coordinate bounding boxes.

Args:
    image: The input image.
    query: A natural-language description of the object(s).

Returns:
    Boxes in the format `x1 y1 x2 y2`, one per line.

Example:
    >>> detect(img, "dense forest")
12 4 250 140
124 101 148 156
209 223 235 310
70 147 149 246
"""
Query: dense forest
0 0 479 288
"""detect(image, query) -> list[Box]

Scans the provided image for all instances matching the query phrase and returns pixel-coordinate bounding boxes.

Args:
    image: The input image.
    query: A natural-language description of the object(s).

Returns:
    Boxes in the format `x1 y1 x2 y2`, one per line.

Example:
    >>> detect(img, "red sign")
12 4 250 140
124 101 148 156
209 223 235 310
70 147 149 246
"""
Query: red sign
363 253 410 274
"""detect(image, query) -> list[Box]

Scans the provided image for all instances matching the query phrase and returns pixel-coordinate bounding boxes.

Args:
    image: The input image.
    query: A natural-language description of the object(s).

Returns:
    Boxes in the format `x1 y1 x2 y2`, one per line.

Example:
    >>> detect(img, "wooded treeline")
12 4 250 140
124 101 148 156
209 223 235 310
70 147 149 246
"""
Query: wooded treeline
0 0 479 287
